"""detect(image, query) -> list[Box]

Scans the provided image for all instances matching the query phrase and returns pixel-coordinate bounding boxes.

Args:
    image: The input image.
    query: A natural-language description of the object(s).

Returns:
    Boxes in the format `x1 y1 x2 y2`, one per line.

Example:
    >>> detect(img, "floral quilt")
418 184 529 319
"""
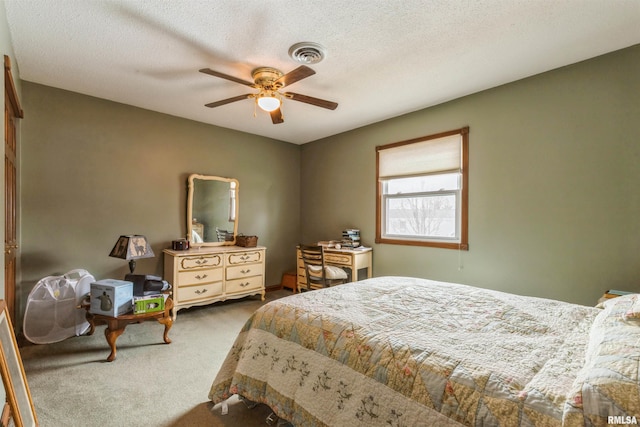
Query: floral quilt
209 276 602 426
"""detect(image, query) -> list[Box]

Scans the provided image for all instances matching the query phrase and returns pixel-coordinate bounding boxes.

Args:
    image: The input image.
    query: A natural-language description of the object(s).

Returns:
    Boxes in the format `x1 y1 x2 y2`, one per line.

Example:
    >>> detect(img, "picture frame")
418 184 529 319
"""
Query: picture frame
0 300 37 427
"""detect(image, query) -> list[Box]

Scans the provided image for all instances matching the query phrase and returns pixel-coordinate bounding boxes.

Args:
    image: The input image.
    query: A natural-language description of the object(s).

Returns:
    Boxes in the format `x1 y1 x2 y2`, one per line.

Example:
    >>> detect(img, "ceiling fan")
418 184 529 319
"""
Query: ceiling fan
199 65 338 124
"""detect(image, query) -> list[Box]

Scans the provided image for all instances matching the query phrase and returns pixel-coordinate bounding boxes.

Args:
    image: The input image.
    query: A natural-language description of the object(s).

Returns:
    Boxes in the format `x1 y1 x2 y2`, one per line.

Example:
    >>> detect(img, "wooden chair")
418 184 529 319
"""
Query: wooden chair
299 244 348 291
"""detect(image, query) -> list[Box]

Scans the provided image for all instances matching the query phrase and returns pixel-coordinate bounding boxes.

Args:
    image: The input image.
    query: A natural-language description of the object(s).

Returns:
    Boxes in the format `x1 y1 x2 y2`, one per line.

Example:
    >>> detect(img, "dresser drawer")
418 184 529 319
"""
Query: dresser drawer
226 263 264 280
176 282 223 302
179 254 223 270
324 253 352 266
226 250 263 265
226 275 263 294
164 246 267 318
178 267 223 285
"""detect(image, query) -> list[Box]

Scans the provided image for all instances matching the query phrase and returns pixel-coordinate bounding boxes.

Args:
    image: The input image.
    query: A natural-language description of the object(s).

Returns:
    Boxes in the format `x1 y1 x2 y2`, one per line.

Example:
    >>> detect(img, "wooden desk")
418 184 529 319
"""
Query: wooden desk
296 247 372 292
83 297 173 362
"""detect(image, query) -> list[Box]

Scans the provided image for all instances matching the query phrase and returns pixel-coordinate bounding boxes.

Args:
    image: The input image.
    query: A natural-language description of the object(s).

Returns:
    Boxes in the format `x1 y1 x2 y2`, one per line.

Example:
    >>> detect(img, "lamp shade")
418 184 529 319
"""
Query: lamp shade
257 93 281 112
109 235 154 273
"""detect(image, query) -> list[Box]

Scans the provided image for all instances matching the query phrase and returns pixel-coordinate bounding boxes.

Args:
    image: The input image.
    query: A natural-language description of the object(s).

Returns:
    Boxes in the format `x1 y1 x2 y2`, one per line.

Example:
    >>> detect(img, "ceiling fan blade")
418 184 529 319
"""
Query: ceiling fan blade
270 108 284 124
199 68 256 87
285 92 338 110
276 65 315 87
205 94 252 108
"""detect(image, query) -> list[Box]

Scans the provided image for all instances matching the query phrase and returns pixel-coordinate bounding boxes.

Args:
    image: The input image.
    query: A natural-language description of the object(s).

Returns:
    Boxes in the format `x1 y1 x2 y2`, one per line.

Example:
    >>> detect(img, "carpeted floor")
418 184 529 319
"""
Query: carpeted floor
19 289 292 427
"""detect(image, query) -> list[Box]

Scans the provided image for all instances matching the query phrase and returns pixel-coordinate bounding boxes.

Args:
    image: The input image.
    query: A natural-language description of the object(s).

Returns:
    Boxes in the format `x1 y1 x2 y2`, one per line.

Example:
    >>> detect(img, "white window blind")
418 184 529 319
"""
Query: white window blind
376 127 469 250
378 133 462 179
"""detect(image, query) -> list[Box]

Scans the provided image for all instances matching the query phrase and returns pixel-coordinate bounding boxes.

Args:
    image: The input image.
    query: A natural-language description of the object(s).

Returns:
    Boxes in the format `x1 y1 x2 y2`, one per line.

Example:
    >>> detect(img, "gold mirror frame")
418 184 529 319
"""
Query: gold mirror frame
0 301 37 427
187 174 239 247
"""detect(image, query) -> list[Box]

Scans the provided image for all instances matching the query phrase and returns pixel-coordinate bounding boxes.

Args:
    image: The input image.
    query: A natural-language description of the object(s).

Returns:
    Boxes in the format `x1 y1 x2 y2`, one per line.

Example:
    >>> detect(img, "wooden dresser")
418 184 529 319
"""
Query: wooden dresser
163 246 266 318
296 246 372 292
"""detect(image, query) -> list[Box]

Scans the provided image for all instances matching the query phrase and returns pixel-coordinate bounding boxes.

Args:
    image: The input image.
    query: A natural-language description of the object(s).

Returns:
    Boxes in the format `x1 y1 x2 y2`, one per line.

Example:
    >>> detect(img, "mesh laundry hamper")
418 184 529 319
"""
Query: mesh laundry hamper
23 269 95 344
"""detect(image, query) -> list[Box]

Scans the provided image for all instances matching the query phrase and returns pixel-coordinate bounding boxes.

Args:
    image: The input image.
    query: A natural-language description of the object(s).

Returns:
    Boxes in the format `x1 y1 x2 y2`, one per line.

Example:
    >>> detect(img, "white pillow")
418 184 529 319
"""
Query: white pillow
307 265 348 280
623 295 640 320
324 265 348 280
601 293 640 320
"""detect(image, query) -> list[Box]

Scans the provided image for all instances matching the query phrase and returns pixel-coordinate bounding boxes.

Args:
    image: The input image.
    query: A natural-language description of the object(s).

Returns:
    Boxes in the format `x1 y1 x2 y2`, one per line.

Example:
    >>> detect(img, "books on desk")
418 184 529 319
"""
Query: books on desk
317 230 363 249
318 242 370 251
342 229 360 248
602 289 635 300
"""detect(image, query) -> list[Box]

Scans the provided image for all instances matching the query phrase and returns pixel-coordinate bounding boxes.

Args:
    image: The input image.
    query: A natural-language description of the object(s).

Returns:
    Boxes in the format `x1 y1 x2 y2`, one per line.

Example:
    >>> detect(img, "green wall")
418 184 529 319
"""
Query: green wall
19 83 300 316
301 45 640 306
14 42 640 318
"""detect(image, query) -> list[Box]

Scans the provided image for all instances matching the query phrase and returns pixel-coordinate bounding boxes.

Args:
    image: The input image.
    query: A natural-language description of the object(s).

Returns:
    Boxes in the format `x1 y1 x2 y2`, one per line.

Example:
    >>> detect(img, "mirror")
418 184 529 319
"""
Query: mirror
187 174 239 247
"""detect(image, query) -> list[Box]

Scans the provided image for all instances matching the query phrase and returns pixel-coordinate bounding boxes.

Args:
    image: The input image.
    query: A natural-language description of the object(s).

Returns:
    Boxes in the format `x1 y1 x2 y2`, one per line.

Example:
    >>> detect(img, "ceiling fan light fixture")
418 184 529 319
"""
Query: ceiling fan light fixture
257 92 281 112
201 64 337 124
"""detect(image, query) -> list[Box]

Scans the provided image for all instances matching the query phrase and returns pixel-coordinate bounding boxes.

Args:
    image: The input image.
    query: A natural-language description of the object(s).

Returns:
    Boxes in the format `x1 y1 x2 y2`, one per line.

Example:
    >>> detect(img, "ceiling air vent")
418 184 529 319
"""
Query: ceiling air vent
288 42 326 64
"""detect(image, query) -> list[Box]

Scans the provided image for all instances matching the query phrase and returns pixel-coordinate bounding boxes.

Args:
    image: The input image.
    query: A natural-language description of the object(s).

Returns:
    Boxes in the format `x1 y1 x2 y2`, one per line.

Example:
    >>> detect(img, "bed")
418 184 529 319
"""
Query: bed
209 276 640 426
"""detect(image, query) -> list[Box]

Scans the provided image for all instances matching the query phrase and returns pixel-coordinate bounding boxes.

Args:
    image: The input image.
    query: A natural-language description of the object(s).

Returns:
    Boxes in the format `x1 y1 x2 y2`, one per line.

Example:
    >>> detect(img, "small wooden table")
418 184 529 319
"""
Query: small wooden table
82 297 173 362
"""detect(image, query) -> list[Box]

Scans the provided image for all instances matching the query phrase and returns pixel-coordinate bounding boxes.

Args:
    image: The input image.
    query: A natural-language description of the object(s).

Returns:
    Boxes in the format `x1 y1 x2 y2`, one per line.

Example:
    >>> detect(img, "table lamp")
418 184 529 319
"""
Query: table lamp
109 235 155 274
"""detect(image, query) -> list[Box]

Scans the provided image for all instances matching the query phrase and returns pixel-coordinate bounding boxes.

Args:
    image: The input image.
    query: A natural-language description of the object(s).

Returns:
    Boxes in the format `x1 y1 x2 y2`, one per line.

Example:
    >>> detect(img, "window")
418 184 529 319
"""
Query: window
376 127 469 249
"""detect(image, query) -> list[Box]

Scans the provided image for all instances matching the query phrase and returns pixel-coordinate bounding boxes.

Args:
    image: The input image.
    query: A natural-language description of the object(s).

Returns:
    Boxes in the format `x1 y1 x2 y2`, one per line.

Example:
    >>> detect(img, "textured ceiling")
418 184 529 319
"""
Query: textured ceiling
4 0 639 144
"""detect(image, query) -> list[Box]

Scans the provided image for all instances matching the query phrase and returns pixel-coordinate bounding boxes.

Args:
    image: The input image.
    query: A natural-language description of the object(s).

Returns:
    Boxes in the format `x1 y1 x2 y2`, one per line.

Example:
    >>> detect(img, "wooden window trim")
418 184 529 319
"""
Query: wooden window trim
375 127 469 250
4 56 24 119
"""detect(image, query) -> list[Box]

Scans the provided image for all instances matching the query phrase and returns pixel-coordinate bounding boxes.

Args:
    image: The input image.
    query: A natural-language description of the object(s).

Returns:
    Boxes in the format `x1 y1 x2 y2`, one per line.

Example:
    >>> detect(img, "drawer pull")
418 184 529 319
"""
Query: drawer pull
195 274 208 280
195 258 209 265
240 282 250 287
240 255 249 261
241 269 251 274
195 288 209 295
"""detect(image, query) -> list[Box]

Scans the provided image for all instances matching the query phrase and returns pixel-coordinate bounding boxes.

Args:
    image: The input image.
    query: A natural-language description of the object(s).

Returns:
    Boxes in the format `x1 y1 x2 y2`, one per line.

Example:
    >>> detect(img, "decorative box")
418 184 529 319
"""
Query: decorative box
236 235 258 247
133 295 165 314
90 279 133 317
